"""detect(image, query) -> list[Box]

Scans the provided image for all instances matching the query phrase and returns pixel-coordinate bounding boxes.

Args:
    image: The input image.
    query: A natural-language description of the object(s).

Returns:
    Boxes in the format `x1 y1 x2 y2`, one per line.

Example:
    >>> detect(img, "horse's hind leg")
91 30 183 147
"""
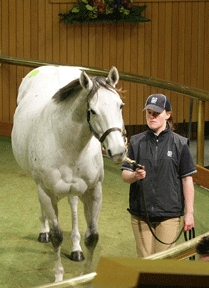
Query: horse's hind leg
81 183 102 274
38 185 64 282
68 195 85 261
38 207 50 243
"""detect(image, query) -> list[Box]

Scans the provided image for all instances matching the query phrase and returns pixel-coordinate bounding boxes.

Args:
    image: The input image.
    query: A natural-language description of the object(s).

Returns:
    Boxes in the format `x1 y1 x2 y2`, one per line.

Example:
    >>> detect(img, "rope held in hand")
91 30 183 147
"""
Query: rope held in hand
125 157 185 245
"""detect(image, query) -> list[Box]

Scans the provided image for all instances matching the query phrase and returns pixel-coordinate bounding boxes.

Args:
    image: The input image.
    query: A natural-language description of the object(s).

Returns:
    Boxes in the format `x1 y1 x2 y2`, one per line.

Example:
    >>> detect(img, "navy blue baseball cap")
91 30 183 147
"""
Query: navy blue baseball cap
143 94 172 113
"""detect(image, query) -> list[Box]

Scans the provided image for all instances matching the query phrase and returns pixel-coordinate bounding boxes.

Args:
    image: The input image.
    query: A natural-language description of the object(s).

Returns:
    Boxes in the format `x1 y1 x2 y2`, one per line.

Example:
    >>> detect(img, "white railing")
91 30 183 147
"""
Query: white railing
33 231 209 288
33 272 96 288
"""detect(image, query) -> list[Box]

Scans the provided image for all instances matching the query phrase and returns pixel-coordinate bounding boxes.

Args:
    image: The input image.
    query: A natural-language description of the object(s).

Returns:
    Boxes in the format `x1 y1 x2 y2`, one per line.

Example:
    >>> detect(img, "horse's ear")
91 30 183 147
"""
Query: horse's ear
80 71 93 90
107 66 119 87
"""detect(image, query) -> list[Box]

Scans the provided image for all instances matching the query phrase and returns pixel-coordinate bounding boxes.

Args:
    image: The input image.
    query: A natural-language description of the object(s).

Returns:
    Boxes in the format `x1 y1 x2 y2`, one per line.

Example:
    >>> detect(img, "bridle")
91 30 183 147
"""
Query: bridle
87 103 127 144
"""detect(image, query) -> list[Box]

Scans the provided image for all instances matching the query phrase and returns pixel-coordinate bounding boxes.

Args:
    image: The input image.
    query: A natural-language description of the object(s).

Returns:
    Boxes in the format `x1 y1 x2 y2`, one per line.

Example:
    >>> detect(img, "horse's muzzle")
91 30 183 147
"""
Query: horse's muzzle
108 148 127 164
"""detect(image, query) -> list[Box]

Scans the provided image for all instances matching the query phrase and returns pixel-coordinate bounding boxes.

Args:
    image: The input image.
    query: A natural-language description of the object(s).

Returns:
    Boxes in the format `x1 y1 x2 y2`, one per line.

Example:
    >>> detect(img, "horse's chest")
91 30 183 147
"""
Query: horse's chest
60 157 103 188
75 160 103 185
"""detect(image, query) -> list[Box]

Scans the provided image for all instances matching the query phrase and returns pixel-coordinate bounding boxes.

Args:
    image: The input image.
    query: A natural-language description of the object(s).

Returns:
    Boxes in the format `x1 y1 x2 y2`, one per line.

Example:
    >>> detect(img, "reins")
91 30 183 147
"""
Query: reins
126 157 185 246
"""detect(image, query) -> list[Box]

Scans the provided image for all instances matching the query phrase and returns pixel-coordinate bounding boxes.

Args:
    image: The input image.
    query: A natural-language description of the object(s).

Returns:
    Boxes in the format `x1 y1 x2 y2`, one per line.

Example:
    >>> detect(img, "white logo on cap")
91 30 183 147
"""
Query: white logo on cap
151 97 158 104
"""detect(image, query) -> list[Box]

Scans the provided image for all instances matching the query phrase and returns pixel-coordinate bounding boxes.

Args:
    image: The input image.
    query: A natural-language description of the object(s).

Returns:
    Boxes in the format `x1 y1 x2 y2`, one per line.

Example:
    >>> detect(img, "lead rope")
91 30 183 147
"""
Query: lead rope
140 178 184 245
126 157 184 245
184 227 196 260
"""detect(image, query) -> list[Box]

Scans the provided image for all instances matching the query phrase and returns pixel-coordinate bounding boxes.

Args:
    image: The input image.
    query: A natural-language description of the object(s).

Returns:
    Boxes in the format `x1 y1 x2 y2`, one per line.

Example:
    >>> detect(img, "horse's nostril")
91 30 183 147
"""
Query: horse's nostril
107 149 112 158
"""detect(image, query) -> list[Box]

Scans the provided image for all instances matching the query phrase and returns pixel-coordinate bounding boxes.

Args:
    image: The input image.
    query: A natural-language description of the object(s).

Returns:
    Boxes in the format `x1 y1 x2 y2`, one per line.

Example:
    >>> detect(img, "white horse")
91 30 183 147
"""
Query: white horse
12 65 127 282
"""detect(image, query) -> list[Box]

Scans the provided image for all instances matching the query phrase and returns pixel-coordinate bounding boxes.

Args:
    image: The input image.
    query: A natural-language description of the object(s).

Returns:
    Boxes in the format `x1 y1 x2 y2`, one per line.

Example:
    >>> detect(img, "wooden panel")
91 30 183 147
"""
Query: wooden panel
158 2 165 82
50 0 209 3
164 0 172 110
204 2 209 122
184 1 192 123
137 13 145 124
53 4 60 62
46 0 53 62
109 24 117 68
193 165 209 190
9 3 17 123
2 0 10 122
123 24 131 125
16 0 24 99
151 3 158 79
197 2 205 92
39 0 46 61
81 24 89 67
74 24 82 65
0 0 2 122
143 4 152 124
116 23 124 103
89 24 96 67
102 24 110 70
170 2 178 123
136 0 209 1
190 2 199 123
49 0 75 3
95 24 103 68
177 1 185 123
67 2 75 65
31 0 38 61
116 23 124 73
59 4 68 63
130 24 138 124
0 122 13 137
0 0 209 136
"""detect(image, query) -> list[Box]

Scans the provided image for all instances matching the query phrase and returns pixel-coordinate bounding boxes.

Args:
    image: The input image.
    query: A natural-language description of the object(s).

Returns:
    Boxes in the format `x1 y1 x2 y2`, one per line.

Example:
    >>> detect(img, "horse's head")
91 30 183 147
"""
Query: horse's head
80 67 127 164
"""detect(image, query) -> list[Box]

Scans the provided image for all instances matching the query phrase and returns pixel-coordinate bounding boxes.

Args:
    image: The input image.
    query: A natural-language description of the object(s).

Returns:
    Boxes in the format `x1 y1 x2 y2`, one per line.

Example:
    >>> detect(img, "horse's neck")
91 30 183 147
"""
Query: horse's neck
50 94 92 153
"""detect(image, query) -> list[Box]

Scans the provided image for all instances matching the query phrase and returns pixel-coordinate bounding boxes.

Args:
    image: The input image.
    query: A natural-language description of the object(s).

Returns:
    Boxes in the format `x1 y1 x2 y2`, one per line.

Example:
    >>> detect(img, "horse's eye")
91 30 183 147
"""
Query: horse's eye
90 109 96 115
120 103 124 109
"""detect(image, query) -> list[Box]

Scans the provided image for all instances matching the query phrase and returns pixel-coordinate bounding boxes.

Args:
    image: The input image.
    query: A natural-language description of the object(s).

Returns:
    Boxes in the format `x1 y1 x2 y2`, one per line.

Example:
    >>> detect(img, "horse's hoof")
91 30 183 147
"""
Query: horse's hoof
38 232 50 243
69 251 85 262
55 274 63 282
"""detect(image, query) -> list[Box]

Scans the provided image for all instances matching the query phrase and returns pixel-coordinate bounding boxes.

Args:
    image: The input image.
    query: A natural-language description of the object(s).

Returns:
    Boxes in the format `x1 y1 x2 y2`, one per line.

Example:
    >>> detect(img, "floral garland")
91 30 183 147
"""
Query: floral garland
59 0 150 24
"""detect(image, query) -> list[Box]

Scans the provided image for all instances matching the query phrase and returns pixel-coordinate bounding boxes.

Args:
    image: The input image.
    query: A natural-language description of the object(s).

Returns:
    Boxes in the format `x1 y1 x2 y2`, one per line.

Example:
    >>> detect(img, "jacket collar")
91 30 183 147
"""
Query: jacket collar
147 122 171 140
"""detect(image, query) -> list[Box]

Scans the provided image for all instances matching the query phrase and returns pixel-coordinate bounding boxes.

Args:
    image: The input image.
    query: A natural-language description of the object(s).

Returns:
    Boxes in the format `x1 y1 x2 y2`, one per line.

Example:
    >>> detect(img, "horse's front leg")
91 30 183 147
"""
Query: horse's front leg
68 195 85 261
38 207 50 243
81 182 102 274
38 185 64 282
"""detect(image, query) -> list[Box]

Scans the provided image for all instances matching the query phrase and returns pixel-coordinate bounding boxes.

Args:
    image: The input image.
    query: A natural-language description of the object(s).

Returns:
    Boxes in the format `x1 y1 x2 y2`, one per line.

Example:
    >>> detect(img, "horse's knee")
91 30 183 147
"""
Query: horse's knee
85 232 99 250
50 227 63 249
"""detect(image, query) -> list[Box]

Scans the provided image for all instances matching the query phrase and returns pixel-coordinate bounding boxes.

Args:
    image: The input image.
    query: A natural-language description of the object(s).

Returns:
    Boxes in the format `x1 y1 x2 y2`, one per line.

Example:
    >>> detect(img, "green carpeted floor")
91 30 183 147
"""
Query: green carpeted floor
0 136 209 287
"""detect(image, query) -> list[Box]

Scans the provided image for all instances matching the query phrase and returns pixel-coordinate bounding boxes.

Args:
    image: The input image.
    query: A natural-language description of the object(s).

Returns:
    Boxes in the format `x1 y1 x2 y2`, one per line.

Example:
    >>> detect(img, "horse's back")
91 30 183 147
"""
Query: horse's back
12 66 82 170
17 66 82 105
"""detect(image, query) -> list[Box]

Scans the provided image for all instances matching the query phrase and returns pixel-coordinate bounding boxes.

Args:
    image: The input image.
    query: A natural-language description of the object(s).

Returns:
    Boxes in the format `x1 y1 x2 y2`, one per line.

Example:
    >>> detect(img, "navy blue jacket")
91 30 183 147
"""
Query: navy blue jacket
121 125 197 220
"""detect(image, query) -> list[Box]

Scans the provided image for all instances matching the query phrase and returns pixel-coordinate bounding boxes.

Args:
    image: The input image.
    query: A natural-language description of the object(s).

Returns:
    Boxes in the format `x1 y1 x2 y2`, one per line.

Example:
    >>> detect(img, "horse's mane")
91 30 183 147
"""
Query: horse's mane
53 76 115 103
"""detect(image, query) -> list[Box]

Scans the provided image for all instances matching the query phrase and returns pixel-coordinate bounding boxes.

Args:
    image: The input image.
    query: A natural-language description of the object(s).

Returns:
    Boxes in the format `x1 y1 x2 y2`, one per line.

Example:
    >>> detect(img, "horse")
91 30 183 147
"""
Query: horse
11 65 127 282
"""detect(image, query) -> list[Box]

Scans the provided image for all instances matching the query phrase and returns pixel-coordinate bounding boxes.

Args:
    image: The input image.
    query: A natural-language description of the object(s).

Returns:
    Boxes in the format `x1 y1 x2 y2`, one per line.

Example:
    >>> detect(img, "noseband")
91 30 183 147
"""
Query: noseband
87 104 126 144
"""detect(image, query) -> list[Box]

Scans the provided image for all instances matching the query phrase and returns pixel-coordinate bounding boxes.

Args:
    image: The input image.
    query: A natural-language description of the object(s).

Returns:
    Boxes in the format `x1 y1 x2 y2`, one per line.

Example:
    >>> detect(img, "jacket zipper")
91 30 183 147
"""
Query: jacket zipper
154 135 159 169
150 136 158 214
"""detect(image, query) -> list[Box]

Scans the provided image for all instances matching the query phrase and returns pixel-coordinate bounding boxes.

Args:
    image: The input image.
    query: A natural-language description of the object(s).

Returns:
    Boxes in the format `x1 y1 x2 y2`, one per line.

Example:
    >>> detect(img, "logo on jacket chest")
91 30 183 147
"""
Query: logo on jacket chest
167 151 173 157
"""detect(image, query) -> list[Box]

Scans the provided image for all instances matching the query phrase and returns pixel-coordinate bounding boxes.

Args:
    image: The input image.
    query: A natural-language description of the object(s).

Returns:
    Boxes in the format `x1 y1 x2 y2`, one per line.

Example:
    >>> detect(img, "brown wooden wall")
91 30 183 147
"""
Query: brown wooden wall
0 0 209 137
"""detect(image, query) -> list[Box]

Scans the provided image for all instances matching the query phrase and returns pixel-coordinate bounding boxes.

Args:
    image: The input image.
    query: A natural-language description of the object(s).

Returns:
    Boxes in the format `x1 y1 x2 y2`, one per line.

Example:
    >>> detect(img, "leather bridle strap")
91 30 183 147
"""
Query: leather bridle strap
99 127 122 143
87 108 122 143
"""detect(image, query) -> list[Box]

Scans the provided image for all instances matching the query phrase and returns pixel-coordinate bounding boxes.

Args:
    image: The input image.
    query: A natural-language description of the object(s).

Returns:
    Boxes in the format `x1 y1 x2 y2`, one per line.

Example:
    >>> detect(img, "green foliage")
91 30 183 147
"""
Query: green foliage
58 0 150 24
